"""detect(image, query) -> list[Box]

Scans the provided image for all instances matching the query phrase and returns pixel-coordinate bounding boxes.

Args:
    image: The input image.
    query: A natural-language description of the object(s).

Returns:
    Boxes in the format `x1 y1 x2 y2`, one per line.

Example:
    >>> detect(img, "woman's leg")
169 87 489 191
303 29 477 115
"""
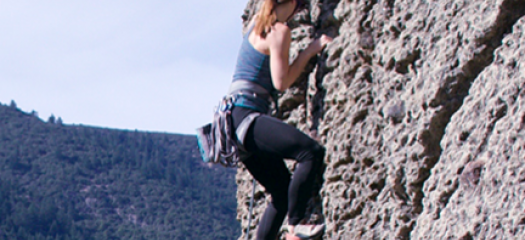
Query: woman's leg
242 114 325 231
243 153 291 240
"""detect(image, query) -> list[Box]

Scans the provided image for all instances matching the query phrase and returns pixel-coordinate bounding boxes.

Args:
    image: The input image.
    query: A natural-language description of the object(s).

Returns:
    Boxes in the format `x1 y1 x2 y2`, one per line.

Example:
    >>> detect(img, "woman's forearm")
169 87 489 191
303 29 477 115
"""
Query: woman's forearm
282 48 317 90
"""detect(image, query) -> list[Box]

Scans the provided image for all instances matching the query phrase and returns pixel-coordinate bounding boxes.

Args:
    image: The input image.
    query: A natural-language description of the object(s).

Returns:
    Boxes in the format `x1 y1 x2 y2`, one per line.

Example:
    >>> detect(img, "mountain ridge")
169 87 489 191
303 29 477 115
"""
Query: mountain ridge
0 101 240 240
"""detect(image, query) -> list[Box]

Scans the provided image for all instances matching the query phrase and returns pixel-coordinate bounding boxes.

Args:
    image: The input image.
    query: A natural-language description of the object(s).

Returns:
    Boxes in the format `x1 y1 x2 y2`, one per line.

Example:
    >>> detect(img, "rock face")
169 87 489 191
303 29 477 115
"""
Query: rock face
235 0 525 239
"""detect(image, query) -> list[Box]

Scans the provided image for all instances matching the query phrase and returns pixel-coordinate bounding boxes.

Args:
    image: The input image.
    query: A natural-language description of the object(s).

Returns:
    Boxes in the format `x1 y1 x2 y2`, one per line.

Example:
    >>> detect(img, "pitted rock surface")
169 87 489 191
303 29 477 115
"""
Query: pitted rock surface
235 0 525 239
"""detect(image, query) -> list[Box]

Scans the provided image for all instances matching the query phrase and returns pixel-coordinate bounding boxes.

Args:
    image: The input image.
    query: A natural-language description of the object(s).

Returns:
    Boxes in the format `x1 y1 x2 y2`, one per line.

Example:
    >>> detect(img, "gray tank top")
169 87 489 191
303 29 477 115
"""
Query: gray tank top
231 24 277 113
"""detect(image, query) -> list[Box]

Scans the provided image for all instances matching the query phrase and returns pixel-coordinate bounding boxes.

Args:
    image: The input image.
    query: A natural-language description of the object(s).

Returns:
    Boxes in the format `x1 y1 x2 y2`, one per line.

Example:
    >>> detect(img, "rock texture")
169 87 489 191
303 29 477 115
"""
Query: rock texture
235 0 525 239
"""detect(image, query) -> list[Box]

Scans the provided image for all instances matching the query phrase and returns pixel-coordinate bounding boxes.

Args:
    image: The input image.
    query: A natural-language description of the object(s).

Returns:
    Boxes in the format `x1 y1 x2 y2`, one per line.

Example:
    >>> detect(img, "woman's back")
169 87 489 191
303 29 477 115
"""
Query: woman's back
232 20 275 94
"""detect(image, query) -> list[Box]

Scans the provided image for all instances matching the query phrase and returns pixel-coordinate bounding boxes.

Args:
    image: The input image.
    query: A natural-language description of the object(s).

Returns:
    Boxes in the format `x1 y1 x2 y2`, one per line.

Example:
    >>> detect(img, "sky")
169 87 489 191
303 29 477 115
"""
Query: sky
0 1 248 135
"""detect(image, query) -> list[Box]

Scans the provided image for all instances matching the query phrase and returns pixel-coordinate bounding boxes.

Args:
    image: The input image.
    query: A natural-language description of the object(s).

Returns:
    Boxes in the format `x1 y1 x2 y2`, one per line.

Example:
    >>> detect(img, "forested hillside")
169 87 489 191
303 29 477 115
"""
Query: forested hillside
0 101 239 240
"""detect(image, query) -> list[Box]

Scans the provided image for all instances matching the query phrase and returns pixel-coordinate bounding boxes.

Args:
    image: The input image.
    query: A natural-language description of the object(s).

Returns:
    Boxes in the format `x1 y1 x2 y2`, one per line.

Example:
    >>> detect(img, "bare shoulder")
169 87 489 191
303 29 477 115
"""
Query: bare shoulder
272 22 290 35
268 22 291 43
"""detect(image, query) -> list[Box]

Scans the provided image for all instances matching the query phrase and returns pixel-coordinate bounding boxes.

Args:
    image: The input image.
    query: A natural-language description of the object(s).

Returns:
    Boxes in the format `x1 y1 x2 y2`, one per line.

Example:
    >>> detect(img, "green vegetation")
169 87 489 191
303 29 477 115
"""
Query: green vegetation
0 102 240 240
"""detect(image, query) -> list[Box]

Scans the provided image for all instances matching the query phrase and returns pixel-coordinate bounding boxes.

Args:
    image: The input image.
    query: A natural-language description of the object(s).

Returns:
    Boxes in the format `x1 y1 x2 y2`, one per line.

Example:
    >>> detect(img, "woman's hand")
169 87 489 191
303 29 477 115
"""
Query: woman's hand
306 34 333 55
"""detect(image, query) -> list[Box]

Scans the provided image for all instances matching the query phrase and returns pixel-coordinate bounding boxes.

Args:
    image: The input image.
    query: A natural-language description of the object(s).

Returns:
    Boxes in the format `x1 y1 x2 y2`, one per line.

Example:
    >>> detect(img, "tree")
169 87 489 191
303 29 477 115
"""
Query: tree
9 100 17 109
48 115 56 124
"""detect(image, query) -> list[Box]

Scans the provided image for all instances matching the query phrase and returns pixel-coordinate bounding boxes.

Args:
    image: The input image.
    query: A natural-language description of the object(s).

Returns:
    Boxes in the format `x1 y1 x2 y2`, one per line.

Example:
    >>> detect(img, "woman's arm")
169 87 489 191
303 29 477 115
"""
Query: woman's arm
268 23 332 91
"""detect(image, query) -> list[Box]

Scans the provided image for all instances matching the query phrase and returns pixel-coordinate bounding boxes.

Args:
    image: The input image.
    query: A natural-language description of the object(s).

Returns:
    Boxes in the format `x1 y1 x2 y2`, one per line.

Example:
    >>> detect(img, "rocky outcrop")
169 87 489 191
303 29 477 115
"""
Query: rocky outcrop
235 0 525 239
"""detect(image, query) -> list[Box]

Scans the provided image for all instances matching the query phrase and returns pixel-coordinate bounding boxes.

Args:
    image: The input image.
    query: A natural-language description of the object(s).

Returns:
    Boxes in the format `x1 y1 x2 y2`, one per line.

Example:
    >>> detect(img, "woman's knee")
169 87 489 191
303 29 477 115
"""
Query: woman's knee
296 141 325 163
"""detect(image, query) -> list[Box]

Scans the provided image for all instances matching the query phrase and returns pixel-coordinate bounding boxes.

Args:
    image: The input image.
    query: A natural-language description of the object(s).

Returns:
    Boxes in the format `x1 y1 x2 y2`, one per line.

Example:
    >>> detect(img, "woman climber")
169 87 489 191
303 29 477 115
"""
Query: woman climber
229 0 333 239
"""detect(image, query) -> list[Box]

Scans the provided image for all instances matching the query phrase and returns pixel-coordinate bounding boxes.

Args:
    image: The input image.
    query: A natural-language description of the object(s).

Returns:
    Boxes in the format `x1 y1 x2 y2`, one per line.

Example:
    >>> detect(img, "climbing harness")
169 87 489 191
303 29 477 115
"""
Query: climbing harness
196 94 260 168
196 80 277 167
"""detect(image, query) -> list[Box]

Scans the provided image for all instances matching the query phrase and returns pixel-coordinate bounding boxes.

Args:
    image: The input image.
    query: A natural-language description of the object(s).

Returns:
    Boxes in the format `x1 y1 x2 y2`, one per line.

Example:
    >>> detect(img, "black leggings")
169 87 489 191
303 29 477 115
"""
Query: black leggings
232 106 325 240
